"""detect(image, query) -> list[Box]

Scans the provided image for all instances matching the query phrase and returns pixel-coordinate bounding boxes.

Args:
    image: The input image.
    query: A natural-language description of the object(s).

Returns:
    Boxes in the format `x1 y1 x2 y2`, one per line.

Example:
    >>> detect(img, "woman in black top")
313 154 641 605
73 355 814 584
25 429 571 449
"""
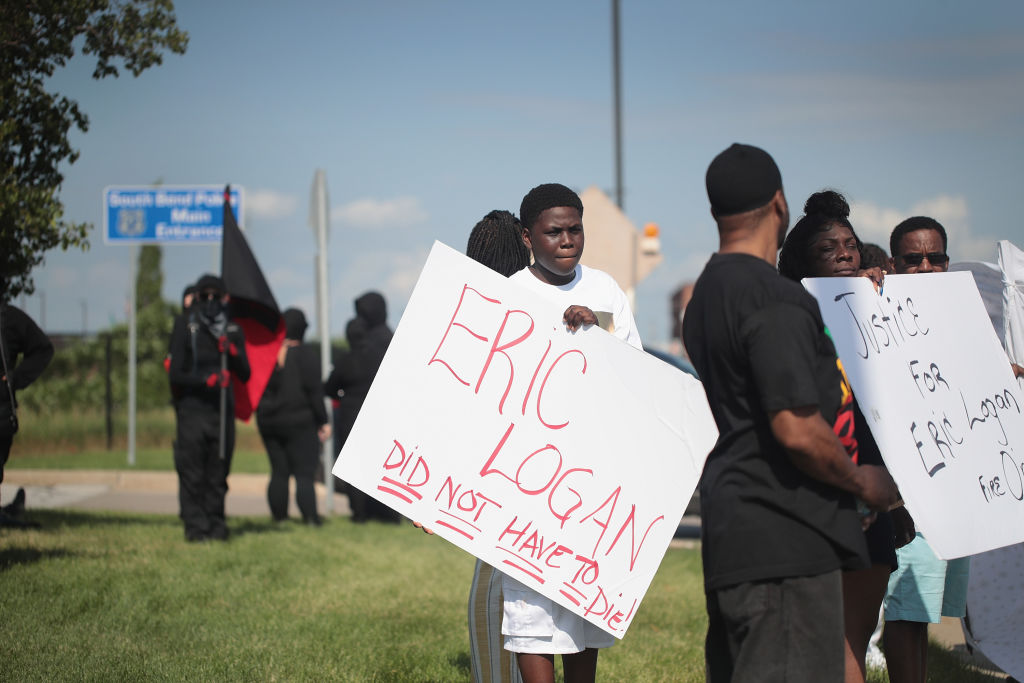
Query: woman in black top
779 190 908 683
256 308 330 525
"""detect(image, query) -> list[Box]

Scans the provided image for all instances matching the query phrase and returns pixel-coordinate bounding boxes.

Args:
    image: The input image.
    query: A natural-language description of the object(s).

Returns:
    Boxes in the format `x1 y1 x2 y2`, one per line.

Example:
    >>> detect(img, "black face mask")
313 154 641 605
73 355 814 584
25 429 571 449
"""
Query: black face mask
197 296 228 339
199 298 224 320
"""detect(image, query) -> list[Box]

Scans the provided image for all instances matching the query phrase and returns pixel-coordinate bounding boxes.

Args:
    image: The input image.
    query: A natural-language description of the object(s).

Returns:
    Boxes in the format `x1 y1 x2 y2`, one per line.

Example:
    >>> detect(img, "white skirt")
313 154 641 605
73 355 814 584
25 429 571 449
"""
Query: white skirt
500 573 616 654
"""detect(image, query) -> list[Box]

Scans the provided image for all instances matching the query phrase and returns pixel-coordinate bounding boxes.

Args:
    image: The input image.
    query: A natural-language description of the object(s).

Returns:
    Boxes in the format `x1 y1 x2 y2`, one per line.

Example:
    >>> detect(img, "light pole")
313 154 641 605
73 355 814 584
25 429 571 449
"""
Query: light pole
612 0 623 210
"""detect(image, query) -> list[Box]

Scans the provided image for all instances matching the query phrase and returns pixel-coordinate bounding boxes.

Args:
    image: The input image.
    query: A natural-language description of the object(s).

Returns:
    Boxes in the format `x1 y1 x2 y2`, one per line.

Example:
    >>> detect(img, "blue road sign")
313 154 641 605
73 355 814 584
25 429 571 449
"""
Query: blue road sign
103 186 244 244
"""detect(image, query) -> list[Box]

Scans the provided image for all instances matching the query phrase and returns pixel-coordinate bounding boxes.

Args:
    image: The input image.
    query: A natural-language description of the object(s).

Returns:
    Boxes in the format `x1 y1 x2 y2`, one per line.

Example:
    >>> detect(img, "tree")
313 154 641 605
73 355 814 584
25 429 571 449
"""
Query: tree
0 0 188 299
22 244 177 415
137 244 163 310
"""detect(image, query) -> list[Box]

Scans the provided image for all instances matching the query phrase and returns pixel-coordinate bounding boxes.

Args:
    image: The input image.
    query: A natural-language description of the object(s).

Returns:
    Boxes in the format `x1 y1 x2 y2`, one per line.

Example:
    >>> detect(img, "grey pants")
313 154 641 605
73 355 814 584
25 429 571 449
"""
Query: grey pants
705 569 844 683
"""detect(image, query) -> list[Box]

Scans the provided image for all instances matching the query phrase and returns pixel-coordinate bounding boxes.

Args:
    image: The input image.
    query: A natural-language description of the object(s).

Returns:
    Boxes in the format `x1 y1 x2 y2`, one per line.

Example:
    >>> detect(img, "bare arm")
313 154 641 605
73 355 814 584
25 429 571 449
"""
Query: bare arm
770 405 899 512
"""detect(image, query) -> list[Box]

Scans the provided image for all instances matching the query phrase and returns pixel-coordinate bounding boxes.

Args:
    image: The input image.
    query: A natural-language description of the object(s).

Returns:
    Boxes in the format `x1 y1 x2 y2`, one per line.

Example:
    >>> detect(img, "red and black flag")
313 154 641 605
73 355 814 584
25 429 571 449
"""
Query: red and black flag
221 185 285 421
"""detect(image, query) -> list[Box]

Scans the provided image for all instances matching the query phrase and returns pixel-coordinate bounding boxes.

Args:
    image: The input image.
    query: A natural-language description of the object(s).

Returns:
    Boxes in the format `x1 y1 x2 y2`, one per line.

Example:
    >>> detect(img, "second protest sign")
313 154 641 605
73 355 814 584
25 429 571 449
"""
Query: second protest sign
804 272 1024 559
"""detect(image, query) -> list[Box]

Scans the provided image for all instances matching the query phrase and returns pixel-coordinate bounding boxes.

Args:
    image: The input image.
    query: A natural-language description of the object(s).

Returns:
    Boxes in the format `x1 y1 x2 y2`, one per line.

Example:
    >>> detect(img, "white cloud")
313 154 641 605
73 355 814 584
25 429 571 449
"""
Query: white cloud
246 189 298 221
384 246 432 302
850 195 996 262
332 196 428 229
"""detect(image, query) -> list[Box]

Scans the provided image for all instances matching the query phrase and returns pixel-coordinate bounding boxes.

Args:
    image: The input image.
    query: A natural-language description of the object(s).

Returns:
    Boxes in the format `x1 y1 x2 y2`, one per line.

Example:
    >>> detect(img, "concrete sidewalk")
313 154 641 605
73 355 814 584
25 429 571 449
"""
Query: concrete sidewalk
1 468 351 519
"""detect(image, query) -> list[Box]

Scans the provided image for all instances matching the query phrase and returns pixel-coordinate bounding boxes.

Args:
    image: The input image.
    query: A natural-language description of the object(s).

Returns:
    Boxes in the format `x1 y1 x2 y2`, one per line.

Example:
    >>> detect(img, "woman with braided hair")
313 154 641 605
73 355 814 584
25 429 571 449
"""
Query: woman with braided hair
414 209 529 682
467 210 531 278
465 209 529 683
778 189 907 683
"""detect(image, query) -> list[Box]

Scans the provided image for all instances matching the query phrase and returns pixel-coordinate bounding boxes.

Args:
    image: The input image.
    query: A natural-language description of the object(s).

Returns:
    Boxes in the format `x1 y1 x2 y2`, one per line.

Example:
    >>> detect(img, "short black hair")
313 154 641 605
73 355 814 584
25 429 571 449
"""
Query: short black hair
778 190 860 281
890 216 948 257
519 183 583 232
705 143 782 217
466 210 530 277
283 308 308 341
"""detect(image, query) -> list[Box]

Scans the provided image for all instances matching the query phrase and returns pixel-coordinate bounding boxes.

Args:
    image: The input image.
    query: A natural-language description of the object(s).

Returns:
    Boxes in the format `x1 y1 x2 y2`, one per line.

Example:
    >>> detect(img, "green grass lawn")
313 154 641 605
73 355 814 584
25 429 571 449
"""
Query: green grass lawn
9 407 268 473
2 408 1005 681
0 512 1003 682
11 407 265 462
8 446 270 474
0 513 706 682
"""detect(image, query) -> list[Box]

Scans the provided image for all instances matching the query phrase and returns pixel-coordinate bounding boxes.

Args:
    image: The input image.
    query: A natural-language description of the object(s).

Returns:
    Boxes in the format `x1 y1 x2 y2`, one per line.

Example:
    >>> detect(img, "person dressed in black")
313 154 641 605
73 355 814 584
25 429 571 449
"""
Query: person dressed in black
0 299 54 528
165 282 197 401
682 144 899 682
324 315 399 523
325 317 372 520
256 308 330 526
167 274 250 542
353 291 392 379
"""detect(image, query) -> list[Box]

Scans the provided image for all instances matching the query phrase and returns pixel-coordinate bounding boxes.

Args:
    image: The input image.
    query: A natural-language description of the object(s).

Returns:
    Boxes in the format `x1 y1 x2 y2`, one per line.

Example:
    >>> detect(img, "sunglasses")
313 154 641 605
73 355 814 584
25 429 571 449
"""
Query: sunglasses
899 252 948 267
197 291 222 301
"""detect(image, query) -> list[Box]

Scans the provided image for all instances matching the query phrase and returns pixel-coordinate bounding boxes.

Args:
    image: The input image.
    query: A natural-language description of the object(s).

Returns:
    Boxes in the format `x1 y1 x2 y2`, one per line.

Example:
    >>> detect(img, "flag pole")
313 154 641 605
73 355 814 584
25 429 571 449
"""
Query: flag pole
218 185 230 461
218 347 227 460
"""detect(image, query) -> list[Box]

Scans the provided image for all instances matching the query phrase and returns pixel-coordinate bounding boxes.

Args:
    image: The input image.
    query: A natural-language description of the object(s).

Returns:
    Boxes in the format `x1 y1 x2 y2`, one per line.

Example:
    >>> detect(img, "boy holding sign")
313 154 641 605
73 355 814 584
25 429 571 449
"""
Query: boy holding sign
501 183 641 683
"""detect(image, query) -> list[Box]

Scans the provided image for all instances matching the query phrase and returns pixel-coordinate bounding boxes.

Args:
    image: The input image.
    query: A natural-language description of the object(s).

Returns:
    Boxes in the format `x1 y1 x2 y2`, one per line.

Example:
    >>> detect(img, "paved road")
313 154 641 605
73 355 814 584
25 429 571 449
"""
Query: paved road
1 468 351 519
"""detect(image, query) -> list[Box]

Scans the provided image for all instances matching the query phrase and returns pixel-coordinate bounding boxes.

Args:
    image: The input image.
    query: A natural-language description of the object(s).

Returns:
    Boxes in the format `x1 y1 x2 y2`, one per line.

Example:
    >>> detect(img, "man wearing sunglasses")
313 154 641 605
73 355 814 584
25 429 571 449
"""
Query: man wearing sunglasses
889 218 950 275
881 216 963 683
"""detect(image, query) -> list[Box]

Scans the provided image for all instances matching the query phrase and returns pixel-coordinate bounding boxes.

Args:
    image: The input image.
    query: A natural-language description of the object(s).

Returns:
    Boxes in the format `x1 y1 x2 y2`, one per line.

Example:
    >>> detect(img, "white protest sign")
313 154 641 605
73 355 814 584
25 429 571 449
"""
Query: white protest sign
961 241 1024 682
1000 239 1024 365
803 273 1024 559
333 241 717 637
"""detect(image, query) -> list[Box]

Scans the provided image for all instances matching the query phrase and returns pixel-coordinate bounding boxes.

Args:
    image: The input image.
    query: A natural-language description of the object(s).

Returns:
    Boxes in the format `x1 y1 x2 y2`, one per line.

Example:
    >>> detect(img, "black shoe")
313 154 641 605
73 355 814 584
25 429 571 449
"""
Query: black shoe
1 487 26 517
305 516 323 527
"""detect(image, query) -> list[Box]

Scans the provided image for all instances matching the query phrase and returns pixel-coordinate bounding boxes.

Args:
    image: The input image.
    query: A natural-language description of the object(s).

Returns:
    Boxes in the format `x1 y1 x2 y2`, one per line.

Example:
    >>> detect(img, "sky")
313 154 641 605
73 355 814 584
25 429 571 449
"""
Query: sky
21 0 1024 347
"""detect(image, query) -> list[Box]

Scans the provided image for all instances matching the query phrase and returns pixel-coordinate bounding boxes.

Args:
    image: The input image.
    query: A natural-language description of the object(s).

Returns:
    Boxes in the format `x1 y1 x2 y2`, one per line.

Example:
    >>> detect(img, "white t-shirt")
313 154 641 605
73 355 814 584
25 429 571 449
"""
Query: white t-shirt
500 263 641 653
508 264 642 350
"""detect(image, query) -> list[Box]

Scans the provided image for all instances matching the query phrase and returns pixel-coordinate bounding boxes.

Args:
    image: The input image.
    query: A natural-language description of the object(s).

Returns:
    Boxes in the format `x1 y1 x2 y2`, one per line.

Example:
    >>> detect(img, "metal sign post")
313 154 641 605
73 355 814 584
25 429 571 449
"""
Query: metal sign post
309 170 335 515
127 244 137 466
104 185 244 466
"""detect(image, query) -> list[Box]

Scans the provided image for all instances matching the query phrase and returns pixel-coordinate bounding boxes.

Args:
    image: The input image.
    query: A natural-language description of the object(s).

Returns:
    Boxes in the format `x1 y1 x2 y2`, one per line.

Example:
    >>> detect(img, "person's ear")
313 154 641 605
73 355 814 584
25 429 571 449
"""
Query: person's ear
887 256 896 273
772 190 789 223
222 293 231 304
521 225 532 250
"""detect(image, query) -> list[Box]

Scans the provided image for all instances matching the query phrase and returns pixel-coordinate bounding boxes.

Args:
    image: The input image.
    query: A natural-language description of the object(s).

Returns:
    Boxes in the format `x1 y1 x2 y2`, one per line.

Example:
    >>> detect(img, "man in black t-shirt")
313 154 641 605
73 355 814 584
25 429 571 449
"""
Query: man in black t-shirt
682 144 899 683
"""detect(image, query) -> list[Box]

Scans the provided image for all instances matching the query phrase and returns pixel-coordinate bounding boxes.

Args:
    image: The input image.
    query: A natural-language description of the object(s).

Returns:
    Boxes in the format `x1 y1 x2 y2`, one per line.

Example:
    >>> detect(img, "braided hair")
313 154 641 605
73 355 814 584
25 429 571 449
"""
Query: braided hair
778 189 862 281
466 210 530 277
